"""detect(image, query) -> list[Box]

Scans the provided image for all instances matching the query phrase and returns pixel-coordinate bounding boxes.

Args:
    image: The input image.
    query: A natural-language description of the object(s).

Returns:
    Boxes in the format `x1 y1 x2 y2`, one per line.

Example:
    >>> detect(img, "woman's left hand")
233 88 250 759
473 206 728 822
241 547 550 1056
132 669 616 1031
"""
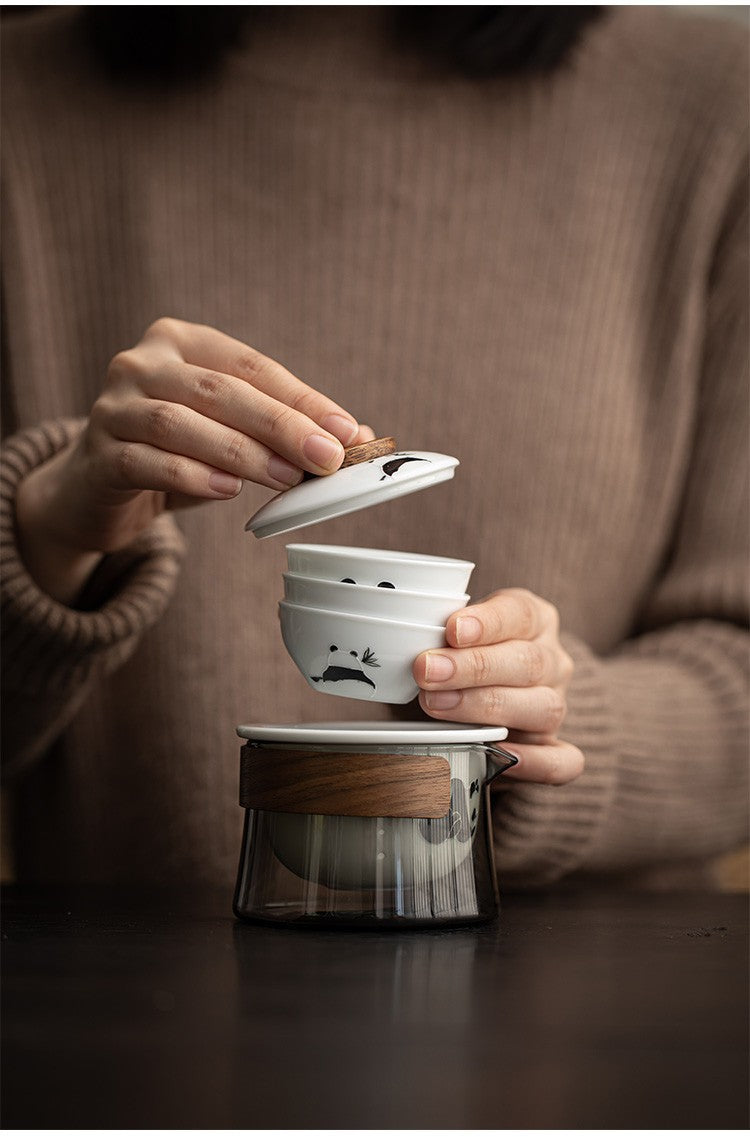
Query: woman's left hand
413 588 584 785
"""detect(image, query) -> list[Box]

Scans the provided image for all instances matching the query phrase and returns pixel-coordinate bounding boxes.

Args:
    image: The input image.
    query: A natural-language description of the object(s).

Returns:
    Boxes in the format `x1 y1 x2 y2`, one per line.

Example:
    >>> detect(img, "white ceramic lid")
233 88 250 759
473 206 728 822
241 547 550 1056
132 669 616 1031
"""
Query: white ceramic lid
245 450 459 538
236 721 509 744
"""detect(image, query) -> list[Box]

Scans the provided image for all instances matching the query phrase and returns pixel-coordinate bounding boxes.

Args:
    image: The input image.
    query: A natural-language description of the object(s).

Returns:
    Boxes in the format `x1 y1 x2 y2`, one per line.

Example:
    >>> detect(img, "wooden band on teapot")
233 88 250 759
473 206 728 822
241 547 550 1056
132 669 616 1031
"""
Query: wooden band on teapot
239 745 451 818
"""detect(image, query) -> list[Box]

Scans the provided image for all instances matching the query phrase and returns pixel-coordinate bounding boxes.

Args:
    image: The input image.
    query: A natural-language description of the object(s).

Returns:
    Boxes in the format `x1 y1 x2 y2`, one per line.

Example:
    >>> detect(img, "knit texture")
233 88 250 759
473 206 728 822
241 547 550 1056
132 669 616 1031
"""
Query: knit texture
1 419 186 779
1 6 747 885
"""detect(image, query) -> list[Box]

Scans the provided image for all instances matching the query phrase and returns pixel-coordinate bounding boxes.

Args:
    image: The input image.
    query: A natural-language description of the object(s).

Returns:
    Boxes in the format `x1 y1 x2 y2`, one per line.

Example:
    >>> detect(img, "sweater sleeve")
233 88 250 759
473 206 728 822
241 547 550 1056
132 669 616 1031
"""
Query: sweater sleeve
492 149 750 889
1 419 186 781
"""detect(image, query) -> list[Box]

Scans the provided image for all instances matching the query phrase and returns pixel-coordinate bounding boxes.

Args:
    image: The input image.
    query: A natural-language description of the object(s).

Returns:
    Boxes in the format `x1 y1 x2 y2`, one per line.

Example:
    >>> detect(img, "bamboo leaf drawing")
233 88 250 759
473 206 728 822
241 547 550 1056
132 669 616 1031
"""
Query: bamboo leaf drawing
362 647 381 668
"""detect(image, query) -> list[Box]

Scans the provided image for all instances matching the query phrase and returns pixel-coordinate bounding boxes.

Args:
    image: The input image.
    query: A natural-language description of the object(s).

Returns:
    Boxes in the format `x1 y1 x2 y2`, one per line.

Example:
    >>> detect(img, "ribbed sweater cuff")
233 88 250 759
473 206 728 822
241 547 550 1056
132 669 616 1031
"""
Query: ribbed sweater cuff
491 632 618 888
1 419 186 694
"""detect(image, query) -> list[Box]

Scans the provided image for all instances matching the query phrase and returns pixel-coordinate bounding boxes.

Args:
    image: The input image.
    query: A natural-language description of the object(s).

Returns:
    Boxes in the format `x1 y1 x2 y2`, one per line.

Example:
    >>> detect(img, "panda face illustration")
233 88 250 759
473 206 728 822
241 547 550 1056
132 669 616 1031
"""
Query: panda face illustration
311 645 380 696
419 778 473 846
340 577 396 589
417 775 484 848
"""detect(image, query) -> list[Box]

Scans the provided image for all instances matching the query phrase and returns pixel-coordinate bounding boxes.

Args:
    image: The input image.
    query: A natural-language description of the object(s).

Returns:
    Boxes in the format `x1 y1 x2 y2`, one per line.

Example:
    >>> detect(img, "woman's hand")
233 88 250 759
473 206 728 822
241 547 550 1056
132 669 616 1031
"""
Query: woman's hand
413 588 584 785
15 318 373 603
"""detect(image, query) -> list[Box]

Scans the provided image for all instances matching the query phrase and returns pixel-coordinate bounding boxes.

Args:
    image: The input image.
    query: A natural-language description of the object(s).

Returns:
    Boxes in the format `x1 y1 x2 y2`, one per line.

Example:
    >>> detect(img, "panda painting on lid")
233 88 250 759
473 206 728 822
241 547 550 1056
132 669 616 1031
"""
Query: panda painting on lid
311 645 381 698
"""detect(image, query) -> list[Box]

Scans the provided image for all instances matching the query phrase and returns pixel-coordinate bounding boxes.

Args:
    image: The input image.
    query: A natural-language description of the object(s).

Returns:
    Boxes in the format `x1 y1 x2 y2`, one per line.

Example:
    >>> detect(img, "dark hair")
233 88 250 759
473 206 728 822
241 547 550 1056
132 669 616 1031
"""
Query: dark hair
82 6 603 83
396 6 603 76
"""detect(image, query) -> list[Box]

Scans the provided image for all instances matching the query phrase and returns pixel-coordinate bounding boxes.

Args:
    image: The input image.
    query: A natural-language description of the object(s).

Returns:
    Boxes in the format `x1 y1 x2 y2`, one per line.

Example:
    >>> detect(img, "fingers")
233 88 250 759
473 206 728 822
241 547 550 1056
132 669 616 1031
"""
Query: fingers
492 737 585 786
417 684 566 734
445 589 558 648
108 356 348 480
103 397 311 492
102 394 322 491
96 438 245 501
143 318 363 446
414 638 568 691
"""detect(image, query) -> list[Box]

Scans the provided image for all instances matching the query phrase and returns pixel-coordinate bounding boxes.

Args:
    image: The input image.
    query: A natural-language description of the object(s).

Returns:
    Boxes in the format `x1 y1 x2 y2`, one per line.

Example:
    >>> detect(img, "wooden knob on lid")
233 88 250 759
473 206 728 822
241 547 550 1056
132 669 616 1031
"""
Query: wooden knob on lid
340 436 396 468
303 437 396 481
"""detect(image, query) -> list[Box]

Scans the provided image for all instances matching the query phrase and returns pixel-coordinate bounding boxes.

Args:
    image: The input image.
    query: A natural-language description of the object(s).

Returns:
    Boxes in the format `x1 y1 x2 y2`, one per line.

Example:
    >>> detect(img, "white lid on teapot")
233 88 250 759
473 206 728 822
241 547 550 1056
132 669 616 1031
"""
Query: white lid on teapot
236 721 509 744
245 438 459 539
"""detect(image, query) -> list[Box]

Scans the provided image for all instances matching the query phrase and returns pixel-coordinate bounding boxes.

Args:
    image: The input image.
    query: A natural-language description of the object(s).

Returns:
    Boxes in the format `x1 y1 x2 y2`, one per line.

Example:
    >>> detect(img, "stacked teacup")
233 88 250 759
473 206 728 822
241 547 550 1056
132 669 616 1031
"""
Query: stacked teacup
279 544 474 704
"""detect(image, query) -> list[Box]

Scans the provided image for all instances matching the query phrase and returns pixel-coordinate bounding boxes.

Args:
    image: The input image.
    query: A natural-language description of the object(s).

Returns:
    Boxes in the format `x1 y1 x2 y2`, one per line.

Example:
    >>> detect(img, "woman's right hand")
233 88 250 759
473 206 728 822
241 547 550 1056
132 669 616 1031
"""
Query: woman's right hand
15 318 373 603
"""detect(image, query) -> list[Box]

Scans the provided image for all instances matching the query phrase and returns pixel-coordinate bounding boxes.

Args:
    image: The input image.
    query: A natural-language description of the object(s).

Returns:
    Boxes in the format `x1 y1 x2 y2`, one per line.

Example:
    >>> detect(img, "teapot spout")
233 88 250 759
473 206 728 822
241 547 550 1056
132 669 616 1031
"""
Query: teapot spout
484 743 519 785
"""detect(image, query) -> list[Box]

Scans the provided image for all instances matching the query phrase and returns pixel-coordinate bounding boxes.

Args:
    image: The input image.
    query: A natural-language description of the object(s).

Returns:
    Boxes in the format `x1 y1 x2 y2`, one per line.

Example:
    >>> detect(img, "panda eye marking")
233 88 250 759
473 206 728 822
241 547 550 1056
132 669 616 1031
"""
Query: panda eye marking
330 645 338 652
341 578 356 584
350 650 358 657
377 581 396 589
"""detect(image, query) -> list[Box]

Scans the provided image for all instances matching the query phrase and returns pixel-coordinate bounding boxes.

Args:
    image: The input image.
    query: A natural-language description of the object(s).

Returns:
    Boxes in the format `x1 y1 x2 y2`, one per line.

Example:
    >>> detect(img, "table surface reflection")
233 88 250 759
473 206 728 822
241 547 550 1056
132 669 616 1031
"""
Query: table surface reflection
1 885 748 1129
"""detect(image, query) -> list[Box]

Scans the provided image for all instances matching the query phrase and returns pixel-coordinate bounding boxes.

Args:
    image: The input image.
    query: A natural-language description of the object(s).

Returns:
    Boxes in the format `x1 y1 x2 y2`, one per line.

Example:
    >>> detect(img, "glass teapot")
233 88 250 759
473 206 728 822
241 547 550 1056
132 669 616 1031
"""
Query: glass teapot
233 722 517 929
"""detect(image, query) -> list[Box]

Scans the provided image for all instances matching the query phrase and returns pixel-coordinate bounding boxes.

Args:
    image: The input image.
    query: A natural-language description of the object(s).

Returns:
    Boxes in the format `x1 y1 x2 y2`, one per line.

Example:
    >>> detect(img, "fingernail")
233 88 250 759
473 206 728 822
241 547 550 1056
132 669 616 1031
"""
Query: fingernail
424 690 461 710
303 433 344 470
456 615 481 645
424 652 455 683
268 454 302 487
208 471 242 497
320 414 359 446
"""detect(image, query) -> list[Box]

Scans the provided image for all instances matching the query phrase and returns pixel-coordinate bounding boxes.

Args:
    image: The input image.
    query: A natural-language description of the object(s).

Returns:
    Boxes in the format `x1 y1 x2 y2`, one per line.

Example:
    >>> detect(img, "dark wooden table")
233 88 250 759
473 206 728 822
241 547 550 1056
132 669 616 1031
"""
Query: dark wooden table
2 885 747 1128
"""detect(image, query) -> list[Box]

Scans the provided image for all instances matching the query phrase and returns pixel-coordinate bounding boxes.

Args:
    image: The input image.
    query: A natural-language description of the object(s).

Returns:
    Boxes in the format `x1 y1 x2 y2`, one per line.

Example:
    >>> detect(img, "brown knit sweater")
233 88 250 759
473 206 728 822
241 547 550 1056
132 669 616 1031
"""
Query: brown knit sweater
2 6 748 887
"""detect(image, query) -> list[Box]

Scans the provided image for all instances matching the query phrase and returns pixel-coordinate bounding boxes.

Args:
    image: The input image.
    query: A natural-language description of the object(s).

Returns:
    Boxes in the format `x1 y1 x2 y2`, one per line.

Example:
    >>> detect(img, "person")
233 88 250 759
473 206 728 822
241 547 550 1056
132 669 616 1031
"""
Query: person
1 5 747 888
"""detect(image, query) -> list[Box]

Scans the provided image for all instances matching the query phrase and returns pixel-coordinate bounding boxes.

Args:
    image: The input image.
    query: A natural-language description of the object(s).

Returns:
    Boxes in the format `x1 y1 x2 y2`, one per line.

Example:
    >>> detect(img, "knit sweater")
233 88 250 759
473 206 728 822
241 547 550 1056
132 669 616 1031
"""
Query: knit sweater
1 6 748 887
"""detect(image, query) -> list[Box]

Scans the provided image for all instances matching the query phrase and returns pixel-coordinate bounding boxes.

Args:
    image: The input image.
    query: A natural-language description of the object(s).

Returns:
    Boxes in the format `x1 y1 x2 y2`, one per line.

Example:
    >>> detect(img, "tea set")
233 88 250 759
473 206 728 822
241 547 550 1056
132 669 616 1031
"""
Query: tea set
234 438 515 928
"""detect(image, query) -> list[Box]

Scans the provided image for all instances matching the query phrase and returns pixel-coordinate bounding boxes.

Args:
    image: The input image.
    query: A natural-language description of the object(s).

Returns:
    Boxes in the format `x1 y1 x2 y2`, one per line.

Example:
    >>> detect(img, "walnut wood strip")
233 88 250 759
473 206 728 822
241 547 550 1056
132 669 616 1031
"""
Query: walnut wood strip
302 437 396 481
239 746 451 818
339 436 396 468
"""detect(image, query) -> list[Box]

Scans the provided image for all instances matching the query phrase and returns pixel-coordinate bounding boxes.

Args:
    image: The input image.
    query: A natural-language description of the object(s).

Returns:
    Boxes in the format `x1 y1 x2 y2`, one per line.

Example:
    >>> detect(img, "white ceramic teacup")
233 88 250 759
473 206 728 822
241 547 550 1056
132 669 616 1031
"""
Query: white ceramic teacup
279 599 446 704
282 572 469 626
285 544 475 595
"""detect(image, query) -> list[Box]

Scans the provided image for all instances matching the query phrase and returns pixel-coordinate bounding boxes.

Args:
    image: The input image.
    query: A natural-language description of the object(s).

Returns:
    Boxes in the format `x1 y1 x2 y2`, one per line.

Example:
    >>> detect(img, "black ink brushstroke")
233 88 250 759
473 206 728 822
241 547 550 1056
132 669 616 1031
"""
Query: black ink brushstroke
379 456 429 480
311 666 377 689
